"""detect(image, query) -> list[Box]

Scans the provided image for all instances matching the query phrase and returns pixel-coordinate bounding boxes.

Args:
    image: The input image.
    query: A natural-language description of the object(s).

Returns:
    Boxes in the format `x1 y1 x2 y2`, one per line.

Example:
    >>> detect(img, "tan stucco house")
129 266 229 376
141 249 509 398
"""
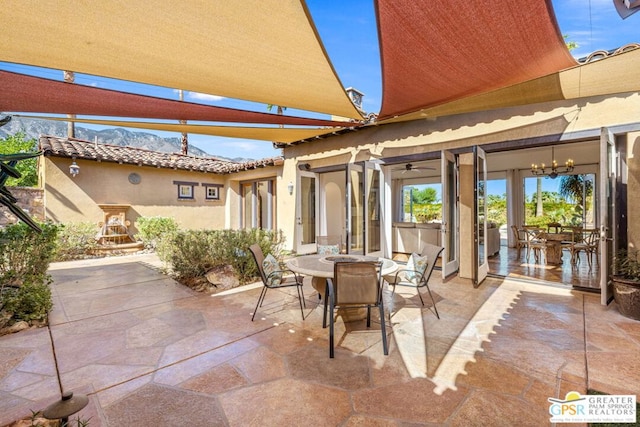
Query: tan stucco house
37 85 640 306
38 136 283 235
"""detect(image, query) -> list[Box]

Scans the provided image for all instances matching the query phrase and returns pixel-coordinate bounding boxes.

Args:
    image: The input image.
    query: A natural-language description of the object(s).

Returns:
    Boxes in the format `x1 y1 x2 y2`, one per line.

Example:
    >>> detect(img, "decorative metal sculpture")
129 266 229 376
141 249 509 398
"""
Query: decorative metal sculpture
0 116 43 232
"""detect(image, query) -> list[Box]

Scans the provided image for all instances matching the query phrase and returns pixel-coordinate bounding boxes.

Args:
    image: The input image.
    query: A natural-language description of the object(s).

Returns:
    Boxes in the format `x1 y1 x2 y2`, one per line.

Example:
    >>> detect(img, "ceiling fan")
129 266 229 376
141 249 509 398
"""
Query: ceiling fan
393 163 435 173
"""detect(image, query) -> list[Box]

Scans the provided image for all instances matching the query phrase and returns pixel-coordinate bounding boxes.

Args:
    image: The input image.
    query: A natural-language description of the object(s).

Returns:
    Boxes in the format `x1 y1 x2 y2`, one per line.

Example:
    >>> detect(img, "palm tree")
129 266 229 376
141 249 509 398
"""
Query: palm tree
559 174 593 225
559 174 593 206
267 104 287 128
63 71 75 138
536 177 543 216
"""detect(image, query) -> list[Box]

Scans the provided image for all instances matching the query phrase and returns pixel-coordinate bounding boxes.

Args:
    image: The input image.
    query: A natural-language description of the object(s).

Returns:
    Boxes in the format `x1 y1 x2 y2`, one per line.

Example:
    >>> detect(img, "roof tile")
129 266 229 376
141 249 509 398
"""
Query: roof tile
39 136 282 174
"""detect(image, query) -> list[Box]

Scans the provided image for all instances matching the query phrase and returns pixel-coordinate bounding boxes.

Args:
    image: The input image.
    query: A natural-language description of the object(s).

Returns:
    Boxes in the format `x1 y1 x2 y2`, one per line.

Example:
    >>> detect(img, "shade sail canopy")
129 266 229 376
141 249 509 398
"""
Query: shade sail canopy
379 47 640 124
18 116 339 144
375 0 578 120
1 0 638 147
0 0 362 120
0 71 352 128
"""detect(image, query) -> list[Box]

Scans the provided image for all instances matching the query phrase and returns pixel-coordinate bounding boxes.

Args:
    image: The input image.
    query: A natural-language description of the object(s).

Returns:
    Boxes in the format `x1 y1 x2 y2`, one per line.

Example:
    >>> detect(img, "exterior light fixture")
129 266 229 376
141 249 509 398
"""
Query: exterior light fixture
531 147 574 180
287 181 294 195
69 160 80 177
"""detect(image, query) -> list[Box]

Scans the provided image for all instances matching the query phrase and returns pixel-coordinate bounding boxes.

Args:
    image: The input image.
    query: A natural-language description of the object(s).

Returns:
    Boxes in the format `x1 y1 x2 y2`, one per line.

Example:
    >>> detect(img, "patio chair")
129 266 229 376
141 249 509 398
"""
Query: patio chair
323 261 387 358
511 225 529 259
249 244 305 321
525 227 547 264
385 242 443 318
317 235 342 255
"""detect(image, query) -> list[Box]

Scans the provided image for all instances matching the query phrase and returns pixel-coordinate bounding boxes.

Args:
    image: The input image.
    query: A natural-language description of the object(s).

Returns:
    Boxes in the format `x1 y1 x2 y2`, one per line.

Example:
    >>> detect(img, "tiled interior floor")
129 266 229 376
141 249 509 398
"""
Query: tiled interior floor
488 243 601 289
1 253 639 426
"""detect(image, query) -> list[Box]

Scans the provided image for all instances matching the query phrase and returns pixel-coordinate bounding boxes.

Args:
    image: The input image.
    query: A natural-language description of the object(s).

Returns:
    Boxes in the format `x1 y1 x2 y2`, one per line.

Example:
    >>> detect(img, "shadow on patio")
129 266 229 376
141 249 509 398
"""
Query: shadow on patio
1 253 639 426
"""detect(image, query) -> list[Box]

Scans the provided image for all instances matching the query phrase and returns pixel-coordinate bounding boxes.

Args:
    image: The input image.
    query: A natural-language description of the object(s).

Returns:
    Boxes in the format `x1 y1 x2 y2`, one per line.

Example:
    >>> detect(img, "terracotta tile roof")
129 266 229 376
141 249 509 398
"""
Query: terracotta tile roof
38 135 283 174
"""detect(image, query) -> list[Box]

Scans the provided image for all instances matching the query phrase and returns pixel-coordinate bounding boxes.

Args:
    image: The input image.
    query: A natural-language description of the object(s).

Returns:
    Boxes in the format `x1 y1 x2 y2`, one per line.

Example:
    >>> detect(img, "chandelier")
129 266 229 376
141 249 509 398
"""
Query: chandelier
531 146 574 179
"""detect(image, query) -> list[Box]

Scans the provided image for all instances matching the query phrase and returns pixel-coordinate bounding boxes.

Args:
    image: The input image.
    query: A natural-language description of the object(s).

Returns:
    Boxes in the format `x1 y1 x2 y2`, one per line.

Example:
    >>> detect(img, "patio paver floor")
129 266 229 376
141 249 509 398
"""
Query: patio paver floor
1 253 639 426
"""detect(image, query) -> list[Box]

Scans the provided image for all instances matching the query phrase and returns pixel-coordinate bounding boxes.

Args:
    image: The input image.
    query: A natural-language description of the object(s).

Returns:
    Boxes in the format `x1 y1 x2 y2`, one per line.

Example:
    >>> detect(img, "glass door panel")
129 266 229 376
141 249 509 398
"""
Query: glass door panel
296 171 318 254
442 150 459 276
600 127 617 304
347 164 364 254
365 163 381 255
475 146 488 287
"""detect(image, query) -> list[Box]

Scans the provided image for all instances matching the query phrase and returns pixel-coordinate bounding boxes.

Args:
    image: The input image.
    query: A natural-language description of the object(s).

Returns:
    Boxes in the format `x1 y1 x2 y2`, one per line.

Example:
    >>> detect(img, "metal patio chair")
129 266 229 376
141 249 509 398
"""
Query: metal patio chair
385 242 443 319
249 244 305 321
323 261 388 358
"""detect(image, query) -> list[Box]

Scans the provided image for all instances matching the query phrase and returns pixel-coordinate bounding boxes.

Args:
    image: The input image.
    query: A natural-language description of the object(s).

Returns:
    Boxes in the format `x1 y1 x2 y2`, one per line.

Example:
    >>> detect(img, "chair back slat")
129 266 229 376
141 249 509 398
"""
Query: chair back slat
333 261 380 305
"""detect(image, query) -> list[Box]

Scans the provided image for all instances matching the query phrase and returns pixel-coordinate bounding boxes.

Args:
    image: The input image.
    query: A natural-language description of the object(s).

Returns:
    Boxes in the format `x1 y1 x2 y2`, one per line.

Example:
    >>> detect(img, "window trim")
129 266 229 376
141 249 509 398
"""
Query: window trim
173 180 198 200
203 183 223 200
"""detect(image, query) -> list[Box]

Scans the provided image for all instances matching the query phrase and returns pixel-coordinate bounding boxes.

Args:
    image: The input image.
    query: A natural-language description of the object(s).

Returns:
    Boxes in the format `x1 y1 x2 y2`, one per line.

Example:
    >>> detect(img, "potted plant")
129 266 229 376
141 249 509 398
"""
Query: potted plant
611 249 640 320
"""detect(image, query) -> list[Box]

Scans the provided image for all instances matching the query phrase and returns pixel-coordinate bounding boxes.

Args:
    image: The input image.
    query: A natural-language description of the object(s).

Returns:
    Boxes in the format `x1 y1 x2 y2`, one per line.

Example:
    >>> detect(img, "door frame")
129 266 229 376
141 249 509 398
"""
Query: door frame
474 146 489 287
295 170 319 254
600 127 618 304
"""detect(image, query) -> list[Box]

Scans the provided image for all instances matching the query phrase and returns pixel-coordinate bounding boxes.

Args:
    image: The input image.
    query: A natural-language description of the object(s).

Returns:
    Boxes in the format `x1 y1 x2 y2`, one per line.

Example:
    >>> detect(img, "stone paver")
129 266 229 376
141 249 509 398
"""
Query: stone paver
0 253 638 426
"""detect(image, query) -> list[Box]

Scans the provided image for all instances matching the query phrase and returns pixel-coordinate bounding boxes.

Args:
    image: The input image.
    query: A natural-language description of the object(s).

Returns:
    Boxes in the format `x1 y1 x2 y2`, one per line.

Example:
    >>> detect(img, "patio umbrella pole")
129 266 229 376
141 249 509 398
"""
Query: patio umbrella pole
43 312 89 424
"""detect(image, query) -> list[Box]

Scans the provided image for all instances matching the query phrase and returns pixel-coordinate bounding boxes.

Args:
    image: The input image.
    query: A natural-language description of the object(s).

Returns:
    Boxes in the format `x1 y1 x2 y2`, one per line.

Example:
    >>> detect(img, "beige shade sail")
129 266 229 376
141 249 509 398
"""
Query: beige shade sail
0 70 354 127
0 0 362 120
17 115 343 144
375 0 577 120
379 47 640 124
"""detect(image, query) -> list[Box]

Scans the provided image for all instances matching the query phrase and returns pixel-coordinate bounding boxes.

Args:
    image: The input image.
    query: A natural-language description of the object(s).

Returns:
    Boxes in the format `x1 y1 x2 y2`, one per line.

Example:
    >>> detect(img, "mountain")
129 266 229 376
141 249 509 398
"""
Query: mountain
0 117 249 162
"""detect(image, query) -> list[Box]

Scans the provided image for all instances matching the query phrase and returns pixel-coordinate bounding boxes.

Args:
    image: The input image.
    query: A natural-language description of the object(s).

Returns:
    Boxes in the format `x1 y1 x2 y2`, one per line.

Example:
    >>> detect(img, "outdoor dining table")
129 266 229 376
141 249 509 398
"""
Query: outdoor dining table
286 254 398 321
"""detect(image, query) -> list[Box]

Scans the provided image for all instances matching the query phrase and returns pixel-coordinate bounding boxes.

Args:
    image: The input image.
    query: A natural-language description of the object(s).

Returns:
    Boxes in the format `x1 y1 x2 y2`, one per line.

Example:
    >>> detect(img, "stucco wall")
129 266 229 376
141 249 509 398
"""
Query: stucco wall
41 156 228 233
279 92 640 261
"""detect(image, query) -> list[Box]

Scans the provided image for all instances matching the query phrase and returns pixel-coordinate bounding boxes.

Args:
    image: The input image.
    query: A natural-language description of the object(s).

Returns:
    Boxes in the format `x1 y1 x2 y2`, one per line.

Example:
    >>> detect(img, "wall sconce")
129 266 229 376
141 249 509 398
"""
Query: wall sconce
69 160 80 177
287 181 294 195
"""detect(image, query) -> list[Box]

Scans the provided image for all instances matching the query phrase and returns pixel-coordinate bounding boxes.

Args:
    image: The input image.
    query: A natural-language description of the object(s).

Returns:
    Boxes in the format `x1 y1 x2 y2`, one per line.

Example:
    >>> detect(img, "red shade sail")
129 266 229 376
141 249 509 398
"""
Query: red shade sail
375 0 578 120
0 71 354 128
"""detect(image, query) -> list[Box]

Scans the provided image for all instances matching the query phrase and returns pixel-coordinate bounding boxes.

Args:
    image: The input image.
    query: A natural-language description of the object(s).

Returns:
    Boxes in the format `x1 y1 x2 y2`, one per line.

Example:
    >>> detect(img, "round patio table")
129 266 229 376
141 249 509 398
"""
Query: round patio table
286 254 398 321
286 254 398 298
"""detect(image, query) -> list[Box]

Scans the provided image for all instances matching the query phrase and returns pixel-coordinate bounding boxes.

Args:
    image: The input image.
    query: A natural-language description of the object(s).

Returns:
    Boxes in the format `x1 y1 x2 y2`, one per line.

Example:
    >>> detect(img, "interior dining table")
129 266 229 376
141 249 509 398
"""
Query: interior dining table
286 254 399 298
544 232 573 265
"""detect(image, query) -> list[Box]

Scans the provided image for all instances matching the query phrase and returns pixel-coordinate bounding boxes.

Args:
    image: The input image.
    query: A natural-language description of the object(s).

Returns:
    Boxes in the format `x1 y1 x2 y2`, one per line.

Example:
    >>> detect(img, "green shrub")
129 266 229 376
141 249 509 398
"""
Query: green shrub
163 228 285 288
55 222 100 261
135 216 178 250
0 222 57 328
0 222 59 286
0 280 52 322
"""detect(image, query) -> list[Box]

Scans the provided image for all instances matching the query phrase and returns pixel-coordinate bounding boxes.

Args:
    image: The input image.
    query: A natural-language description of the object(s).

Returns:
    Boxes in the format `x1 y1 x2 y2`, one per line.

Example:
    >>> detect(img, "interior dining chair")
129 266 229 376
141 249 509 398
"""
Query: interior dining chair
322 261 387 358
249 244 305 321
316 235 342 255
385 242 443 318
526 228 547 264
565 229 598 269
582 229 600 270
511 225 529 259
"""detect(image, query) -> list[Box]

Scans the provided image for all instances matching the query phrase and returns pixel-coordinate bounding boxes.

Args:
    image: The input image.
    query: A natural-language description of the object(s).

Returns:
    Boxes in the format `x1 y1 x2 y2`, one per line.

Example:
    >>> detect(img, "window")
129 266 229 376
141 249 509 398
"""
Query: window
173 181 198 200
240 178 276 230
203 183 222 200
523 174 596 228
402 183 442 223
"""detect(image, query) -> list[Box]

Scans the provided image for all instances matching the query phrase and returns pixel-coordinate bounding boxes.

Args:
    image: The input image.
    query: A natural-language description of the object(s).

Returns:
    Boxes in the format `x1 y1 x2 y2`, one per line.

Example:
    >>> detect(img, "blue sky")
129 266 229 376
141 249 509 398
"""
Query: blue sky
1 0 638 159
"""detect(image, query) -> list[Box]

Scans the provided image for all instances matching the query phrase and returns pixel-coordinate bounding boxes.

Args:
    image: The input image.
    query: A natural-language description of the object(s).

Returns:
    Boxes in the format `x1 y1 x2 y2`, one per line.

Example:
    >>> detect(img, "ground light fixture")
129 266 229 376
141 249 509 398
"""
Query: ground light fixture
43 391 89 425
